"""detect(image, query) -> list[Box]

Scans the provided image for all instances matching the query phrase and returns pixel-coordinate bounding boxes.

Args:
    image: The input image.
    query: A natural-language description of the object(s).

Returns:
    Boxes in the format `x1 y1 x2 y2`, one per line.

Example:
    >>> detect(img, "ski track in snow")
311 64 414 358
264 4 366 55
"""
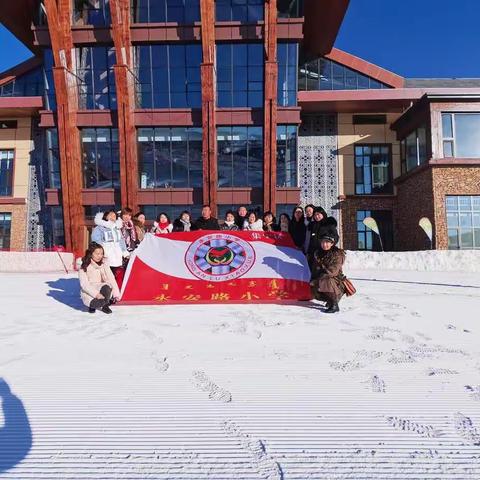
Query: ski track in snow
1 268 480 478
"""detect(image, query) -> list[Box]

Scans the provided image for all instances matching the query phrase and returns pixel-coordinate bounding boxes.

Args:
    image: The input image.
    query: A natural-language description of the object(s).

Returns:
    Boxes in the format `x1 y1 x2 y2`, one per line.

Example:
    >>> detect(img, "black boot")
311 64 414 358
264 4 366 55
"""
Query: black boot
325 302 340 314
101 305 113 314
88 307 96 314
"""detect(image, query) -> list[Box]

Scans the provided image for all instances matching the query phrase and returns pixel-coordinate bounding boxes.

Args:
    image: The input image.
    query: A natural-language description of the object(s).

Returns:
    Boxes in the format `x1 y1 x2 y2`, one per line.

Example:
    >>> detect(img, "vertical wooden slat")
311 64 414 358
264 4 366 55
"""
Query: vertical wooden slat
45 0 84 255
110 0 138 212
263 0 278 213
200 0 217 215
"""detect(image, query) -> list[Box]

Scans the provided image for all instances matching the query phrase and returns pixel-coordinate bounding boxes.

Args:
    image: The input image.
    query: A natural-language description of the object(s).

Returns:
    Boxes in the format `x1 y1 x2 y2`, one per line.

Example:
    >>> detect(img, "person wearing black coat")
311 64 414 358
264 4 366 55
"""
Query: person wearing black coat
172 211 196 232
194 205 220 230
307 207 338 266
289 206 307 250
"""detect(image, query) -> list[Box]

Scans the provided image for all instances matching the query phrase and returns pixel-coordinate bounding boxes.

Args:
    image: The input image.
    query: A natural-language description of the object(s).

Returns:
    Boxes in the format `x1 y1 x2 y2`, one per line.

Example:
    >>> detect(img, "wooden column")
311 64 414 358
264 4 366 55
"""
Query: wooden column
45 0 84 255
110 0 139 212
200 0 217 215
263 0 278 213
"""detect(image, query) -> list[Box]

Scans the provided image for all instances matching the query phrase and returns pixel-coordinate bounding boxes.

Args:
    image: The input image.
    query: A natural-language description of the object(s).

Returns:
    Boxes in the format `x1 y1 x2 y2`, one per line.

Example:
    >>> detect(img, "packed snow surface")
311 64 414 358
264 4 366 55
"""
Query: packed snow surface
1 262 480 479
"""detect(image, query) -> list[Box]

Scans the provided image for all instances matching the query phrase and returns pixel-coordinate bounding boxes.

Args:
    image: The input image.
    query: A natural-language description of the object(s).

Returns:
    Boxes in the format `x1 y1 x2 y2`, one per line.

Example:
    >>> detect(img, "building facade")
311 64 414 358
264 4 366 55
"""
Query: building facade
0 0 479 253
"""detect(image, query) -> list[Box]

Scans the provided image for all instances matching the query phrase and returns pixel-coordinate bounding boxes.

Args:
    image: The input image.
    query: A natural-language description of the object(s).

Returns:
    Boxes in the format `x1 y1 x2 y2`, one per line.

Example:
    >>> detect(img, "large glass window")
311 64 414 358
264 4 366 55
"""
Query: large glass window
276 125 297 187
44 206 65 248
299 57 390 91
217 126 263 187
45 129 61 189
43 49 56 110
81 128 120 189
446 196 480 249
278 0 303 18
216 0 264 22
217 43 264 108
76 46 116 110
131 0 200 23
138 127 202 188
278 43 298 107
0 150 14 197
135 45 202 108
442 113 480 158
0 213 12 250
357 210 393 251
354 144 392 194
0 67 43 97
400 126 427 174
73 0 111 26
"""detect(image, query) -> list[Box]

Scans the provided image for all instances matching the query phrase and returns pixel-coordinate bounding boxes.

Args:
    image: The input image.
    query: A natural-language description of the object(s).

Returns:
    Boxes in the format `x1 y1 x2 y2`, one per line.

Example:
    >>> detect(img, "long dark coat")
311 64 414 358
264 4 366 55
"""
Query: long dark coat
310 246 346 302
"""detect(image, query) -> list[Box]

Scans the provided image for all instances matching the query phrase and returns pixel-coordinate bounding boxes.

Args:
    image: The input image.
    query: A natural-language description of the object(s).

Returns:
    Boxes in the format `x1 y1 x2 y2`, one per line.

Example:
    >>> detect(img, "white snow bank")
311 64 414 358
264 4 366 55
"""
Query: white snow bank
345 249 480 273
0 251 74 273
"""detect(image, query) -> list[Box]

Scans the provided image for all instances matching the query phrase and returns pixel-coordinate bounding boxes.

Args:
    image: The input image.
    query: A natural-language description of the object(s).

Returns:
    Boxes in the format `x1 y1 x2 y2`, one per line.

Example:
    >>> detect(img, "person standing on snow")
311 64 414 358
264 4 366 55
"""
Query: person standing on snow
91 210 130 281
310 231 345 314
119 207 138 252
79 242 121 314
306 207 338 267
289 206 307 251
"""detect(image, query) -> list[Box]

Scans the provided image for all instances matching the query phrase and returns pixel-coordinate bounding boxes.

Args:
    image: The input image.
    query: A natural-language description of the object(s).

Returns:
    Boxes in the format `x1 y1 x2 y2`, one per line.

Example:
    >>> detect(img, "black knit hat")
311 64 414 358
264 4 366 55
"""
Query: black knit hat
320 228 339 245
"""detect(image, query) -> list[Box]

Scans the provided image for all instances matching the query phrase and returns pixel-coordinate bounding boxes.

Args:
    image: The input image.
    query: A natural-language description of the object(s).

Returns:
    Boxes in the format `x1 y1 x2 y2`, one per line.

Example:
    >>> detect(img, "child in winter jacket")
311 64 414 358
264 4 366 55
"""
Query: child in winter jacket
151 213 173 234
91 211 130 270
79 242 121 314
310 230 346 314
243 211 263 231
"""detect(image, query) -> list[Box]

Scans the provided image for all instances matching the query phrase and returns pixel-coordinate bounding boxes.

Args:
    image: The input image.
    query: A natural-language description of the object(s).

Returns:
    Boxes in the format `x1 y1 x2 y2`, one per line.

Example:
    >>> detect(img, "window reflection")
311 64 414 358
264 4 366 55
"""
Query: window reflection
138 127 203 188
216 0 264 22
217 44 264 108
131 0 200 23
354 145 392 195
276 125 297 187
217 126 263 187
278 43 298 106
442 113 480 158
446 196 480 249
299 57 390 91
81 128 120 189
135 45 202 108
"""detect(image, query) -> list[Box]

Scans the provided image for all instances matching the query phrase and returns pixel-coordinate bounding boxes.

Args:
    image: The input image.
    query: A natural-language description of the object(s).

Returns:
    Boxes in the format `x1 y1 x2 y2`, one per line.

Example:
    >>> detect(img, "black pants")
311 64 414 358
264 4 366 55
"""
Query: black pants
89 285 112 311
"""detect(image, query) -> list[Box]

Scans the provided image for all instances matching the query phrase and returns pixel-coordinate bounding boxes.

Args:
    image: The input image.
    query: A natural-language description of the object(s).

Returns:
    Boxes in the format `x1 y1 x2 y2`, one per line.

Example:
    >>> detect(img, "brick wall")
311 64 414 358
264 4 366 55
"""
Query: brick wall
0 203 27 250
340 196 396 250
395 167 435 251
432 166 480 249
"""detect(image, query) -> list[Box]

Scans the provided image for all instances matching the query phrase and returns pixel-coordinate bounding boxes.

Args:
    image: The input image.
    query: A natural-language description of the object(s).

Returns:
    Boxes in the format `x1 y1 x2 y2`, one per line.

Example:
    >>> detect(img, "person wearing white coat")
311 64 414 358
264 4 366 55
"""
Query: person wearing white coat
91 210 130 269
243 211 264 231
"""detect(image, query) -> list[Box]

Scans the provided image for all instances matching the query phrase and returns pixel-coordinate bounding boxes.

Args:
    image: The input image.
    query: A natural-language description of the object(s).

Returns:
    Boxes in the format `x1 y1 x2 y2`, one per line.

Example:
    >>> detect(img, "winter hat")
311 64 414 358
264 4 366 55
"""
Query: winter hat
320 228 339 244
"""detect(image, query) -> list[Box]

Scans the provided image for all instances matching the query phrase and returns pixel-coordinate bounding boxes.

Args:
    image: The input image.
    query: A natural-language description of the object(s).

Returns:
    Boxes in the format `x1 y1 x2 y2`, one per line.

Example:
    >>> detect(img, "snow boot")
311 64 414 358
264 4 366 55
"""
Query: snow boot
325 302 339 314
101 305 113 314
88 307 96 314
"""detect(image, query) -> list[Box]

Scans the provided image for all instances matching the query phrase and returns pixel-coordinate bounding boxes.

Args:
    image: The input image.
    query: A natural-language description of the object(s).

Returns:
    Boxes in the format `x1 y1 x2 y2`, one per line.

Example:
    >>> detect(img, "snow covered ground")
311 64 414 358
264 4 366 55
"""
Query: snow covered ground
1 266 480 479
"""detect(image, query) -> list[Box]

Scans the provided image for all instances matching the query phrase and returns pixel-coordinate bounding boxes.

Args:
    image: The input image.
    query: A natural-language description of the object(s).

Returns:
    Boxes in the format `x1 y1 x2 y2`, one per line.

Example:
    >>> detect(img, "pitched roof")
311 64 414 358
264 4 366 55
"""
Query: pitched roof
406 78 480 88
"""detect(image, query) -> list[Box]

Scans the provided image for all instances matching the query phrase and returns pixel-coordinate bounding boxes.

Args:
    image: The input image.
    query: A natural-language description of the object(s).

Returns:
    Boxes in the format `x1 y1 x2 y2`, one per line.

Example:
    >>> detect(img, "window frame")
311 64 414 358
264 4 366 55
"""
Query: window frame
446 195 480 250
0 212 12 250
441 112 480 159
276 124 298 188
400 125 428 174
354 144 393 195
0 149 15 197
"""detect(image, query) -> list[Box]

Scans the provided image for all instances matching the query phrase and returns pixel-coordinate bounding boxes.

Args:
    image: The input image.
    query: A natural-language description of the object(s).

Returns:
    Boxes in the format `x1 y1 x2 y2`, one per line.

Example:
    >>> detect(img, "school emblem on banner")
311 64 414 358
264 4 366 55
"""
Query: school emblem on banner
184 233 256 282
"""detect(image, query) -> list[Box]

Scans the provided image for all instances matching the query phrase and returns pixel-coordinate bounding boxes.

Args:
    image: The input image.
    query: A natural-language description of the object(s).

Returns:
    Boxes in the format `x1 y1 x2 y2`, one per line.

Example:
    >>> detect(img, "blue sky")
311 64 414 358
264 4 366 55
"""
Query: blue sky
1 0 480 78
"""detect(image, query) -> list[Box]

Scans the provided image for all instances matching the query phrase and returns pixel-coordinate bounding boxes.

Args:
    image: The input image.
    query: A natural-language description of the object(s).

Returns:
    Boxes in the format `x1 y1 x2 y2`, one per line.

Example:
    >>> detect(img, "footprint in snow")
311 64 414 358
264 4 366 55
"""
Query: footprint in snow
465 385 480 401
386 416 443 438
453 412 480 445
192 370 232 402
142 329 164 344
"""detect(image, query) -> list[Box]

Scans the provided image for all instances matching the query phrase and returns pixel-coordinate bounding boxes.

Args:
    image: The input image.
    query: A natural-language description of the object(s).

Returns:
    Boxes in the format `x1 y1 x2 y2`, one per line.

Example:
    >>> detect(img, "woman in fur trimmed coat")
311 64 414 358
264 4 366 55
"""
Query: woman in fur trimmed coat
310 230 346 314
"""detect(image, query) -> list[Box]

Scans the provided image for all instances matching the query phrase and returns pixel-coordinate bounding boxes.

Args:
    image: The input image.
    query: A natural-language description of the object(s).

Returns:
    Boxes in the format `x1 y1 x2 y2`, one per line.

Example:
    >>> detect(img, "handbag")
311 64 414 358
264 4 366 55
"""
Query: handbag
342 277 357 297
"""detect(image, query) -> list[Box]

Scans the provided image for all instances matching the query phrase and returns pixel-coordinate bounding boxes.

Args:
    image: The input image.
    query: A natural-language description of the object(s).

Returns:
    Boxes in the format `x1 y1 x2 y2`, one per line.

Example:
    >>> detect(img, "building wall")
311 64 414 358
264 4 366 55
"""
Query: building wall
0 117 31 250
337 112 402 197
395 167 435 251
432 166 480 249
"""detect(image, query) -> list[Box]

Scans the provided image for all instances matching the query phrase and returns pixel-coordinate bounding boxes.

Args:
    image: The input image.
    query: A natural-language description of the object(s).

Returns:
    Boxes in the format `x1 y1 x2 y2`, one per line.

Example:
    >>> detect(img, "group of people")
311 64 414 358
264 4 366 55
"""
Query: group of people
79 204 346 314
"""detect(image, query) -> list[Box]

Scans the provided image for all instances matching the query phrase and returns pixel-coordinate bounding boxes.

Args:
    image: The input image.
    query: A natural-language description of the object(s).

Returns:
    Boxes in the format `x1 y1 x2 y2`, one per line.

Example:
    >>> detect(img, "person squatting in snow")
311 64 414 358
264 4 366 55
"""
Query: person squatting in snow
79 242 121 314
310 228 346 314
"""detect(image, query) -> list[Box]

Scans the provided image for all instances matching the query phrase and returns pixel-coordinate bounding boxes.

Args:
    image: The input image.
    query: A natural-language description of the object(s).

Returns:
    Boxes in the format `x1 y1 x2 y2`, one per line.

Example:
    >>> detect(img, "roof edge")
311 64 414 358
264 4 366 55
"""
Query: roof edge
0 56 42 87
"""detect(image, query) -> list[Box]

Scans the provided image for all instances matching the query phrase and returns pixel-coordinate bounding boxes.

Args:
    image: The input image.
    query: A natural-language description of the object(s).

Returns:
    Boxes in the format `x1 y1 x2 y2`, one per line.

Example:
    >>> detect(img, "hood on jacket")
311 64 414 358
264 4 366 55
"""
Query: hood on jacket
94 211 122 229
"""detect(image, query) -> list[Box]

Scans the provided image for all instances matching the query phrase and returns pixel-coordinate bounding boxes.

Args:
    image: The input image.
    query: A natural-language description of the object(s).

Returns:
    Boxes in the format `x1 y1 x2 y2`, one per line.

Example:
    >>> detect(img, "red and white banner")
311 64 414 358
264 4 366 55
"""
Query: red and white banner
120 231 311 304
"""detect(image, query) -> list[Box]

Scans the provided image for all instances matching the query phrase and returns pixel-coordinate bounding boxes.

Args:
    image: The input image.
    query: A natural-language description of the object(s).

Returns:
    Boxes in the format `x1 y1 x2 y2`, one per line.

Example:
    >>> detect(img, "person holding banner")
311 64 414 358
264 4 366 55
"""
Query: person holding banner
310 231 346 314
221 211 240 231
195 205 220 230
243 211 264 231
173 211 194 232
151 213 174 234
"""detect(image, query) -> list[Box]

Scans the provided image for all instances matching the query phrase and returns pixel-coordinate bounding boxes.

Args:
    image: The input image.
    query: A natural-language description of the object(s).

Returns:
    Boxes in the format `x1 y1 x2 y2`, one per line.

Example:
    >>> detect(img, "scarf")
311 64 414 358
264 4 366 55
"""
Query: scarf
121 220 137 250
159 221 170 231
180 218 191 232
225 220 235 228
